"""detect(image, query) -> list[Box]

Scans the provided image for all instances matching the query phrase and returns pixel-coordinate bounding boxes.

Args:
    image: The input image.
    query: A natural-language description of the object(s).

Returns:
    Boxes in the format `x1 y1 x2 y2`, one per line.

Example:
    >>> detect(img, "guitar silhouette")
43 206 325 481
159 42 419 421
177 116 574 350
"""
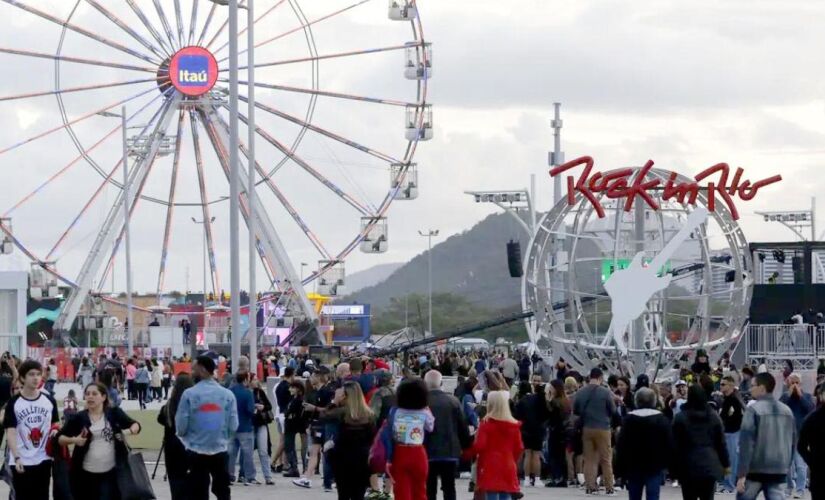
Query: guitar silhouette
601 207 708 354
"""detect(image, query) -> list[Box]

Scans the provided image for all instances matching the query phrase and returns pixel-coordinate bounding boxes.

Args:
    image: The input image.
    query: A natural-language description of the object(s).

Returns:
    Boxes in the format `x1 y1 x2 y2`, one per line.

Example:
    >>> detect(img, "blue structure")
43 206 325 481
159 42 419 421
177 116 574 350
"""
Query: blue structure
322 304 371 342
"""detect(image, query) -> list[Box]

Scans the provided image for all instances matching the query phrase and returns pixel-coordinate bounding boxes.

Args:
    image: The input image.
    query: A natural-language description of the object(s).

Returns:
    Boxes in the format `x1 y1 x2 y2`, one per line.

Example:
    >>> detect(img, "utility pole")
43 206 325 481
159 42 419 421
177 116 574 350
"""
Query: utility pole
550 103 564 204
418 229 439 335
229 0 241 371
246 0 257 365
192 216 215 360
120 107 134 356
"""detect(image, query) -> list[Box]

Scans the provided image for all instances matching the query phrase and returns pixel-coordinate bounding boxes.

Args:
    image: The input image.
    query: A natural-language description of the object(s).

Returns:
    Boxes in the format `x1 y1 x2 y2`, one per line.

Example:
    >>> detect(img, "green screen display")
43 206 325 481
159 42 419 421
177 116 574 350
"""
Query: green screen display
600 258 671 283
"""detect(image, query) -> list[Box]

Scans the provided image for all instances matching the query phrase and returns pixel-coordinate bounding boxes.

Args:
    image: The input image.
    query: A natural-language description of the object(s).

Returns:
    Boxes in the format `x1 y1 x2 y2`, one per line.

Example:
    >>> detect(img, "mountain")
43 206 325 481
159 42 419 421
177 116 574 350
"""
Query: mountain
342 212 532 312
344 262 404 294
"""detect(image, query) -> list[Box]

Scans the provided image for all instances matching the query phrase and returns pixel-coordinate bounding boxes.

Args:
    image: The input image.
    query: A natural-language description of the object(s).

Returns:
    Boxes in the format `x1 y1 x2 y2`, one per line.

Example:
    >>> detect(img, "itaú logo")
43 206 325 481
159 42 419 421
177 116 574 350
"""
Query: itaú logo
169 47 218 97
178 55 209 85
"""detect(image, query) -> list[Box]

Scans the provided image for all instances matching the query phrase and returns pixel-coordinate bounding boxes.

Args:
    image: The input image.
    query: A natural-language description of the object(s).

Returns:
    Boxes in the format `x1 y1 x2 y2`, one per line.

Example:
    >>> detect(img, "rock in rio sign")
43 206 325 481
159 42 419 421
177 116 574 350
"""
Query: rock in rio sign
169 46 219 97
549 156 782 220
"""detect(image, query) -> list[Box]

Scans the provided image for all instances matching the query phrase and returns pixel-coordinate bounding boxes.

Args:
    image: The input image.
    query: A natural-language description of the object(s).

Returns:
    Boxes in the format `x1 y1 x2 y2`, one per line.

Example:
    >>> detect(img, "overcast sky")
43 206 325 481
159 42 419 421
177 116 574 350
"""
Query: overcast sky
1 0 824 296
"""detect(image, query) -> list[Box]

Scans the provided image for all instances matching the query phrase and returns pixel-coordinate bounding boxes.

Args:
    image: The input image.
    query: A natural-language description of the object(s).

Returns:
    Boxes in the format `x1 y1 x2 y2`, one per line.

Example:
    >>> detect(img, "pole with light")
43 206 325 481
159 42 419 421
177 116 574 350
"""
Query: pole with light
97 108 134 355
210 0 244 371
245 0 258 364
418 229 439 335
192 216 215 360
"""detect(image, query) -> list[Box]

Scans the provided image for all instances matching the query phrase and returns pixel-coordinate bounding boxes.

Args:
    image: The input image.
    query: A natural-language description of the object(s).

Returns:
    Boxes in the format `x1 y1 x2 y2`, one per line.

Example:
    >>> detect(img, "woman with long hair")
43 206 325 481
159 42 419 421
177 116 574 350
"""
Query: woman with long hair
134 361 150 409
58 382 141 499
672 384 729 500
324 381 376 500
150 359 163 402
158 373 194 500
250 377 275 485
546 379 572 487
465 390 523 500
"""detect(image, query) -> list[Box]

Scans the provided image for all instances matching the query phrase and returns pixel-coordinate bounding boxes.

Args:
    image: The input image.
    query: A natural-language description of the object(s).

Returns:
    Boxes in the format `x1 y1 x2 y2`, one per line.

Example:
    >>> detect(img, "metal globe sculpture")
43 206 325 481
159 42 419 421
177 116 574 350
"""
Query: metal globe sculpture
522 159 763 378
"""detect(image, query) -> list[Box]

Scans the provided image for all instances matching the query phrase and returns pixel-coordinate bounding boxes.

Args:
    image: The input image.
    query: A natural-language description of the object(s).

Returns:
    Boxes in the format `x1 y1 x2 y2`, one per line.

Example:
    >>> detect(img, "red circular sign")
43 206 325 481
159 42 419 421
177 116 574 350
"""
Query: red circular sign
168 46 219 97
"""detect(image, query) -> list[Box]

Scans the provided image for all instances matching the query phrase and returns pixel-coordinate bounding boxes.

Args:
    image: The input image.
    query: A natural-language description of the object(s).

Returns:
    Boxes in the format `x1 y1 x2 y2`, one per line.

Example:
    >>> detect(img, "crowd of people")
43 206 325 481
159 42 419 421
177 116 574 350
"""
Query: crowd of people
0 346 824 500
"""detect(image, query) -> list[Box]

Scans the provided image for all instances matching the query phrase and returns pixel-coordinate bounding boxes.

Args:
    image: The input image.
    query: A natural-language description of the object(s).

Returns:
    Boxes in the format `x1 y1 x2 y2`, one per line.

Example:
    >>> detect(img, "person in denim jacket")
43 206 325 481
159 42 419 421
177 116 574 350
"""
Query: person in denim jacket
175 356 238 500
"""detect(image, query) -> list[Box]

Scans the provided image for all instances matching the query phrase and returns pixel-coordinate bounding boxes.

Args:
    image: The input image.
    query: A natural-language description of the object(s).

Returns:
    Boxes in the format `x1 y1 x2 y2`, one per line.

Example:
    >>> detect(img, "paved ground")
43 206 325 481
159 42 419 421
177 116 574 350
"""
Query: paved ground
0 472 708 499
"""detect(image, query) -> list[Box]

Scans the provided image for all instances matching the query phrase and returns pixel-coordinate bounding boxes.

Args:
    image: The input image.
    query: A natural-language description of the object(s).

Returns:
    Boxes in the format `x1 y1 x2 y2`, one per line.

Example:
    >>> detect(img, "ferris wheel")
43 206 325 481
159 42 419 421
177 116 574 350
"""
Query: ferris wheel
0 0 431 336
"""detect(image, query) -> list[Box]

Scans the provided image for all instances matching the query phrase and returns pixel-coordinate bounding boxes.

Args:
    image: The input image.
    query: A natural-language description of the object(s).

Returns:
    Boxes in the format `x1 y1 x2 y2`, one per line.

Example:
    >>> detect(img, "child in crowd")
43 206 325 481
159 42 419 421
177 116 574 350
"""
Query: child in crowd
62 389 78 423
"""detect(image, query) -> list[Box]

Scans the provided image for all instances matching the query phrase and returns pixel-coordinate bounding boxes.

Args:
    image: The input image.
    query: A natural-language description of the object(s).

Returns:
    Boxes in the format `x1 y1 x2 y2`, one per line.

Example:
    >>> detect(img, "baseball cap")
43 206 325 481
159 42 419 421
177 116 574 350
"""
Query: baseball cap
675 380 687 387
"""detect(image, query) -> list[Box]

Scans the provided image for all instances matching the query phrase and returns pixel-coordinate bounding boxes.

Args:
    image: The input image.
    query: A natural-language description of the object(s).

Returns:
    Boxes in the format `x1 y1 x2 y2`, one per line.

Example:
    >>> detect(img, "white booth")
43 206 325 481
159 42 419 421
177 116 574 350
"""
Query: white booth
0 272 27 357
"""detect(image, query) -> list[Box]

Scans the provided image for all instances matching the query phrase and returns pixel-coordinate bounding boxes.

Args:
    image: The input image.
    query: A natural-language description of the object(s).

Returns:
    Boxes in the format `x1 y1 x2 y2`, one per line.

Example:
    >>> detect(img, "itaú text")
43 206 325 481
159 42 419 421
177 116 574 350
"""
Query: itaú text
549 156 782 220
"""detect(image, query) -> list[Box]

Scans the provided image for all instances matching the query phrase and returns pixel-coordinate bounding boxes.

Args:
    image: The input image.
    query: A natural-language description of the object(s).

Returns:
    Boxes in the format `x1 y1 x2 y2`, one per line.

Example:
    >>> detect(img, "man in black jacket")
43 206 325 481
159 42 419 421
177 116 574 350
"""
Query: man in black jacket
616 388 674 500
423 370 472 500
719 375 745 493
798 385 825 500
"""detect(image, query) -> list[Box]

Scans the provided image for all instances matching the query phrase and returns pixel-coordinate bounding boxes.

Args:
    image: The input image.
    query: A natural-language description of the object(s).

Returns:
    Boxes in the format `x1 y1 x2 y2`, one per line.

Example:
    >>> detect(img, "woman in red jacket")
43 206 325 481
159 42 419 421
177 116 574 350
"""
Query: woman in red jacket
466 390 524 500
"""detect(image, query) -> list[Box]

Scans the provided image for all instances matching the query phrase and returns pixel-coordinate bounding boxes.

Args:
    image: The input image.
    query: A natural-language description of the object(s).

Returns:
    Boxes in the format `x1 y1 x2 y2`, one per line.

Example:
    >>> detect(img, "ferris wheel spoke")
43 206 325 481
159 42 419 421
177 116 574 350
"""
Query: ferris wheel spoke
45 159 122 261
3 124 121 217
230 106 374 217
188 0 199 45
234 43 415 71
173 0 186 48
35 90 172 263
224 0 373 62
98 115 174 293
125 0 173 55
156 110 187 298
0 47 156 73
196 2 218 46
0 76 165 103
197 108 280 284
204 0 247 50
5 89 168 220
188 109 222 296
99 130 170 292
249 151 333 259
0 85 156 156
208 109 333 259
240 94 401 164
83 0 169 61
0 0 160 65
199 108 307 294
212 0 288 56
238 80 414 107
152 0 179 52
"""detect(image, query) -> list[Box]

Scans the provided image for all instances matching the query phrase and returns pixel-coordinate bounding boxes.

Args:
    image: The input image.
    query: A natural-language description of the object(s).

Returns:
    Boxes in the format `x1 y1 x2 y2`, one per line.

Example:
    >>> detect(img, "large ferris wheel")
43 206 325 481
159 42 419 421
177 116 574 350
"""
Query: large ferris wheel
0 0 431 338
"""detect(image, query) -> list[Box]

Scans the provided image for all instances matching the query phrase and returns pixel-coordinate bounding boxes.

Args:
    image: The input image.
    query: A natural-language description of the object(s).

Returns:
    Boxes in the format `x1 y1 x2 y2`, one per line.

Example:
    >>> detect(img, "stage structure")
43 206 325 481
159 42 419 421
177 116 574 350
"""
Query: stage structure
523 156 781 377
0 0 431 348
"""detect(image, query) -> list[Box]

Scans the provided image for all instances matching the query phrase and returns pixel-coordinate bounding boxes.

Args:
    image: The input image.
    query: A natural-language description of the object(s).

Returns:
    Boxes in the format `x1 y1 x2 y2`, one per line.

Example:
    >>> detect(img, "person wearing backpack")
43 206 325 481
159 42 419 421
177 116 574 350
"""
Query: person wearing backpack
382 378 434 500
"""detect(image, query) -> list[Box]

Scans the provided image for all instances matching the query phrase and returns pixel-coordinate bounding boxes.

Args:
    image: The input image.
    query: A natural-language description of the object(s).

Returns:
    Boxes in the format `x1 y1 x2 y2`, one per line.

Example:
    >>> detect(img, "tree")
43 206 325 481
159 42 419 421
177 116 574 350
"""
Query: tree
370 292 529 342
